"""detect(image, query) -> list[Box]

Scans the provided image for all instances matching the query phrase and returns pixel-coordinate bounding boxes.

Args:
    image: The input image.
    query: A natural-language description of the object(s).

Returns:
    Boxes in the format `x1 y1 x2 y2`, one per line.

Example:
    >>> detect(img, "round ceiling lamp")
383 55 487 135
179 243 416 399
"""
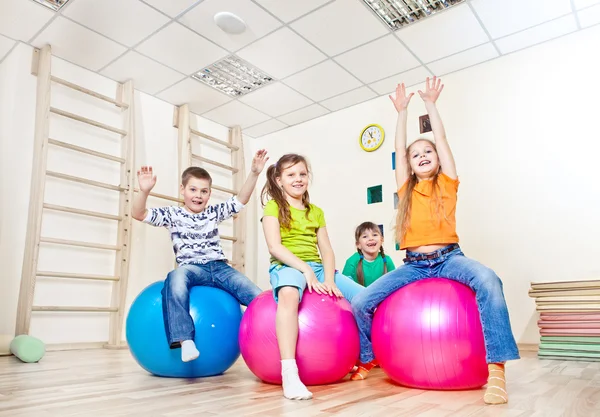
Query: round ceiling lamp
214 12 247 34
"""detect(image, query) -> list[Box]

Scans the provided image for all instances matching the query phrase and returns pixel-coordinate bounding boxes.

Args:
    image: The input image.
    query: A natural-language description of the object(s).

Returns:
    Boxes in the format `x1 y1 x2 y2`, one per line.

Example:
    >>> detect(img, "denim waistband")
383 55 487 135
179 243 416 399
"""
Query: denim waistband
403 243 460 263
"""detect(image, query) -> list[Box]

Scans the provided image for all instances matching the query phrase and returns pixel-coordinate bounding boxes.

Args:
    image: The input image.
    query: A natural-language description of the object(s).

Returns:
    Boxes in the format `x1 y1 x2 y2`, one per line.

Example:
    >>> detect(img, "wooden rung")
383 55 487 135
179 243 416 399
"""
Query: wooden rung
221 234 237 242
133 189 184 203
49 138 124 163
51 76 129 109
190 128 239 150
40 236 120 251
44 203 122 221
192 154 238 173
46 171 126 192
32 306 118 312
50 107 128 136
37 271 119 281
212 184 237 195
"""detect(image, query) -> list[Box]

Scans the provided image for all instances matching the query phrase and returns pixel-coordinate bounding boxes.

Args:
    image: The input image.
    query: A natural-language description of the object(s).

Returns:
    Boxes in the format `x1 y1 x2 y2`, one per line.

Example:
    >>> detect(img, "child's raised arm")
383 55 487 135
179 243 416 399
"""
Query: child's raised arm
389 83 414 190
132 166 156 221
237 149 269 205
418 76 457 179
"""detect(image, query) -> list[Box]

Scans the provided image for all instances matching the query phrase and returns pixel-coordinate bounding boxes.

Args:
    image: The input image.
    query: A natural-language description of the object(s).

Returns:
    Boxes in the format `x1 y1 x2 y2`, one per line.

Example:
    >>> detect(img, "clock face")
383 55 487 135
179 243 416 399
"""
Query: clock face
360 125 384 152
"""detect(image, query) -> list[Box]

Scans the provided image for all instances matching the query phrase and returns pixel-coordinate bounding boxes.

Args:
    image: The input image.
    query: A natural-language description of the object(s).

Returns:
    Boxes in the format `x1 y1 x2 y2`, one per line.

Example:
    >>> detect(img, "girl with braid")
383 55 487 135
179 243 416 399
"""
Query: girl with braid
342 222 396 287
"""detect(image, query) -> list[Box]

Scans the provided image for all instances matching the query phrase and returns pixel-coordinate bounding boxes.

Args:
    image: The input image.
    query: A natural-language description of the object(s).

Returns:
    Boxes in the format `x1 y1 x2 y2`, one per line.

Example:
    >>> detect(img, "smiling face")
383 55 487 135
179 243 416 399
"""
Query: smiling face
276 161 309 201
356 226 383 258
180 177 211 214
408 139 440 180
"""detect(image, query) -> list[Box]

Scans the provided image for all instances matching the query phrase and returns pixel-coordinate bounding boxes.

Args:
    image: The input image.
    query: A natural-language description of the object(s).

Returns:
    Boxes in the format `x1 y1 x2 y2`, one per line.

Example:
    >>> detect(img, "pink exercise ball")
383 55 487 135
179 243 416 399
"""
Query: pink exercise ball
372 278 488 390
239 290 359 386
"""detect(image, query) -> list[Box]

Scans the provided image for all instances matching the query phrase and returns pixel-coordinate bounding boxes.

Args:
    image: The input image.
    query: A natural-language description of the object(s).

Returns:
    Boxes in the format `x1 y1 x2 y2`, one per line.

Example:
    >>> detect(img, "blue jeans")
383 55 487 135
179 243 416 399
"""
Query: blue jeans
351 245 520 364
161 260 262 347
269 262 364 302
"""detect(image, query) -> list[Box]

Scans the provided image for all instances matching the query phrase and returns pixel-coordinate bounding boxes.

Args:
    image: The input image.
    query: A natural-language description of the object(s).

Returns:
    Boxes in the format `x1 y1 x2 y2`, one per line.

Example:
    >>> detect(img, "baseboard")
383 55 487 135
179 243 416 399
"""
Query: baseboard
45 342 107 352
103 343 129 350
518 343 539 352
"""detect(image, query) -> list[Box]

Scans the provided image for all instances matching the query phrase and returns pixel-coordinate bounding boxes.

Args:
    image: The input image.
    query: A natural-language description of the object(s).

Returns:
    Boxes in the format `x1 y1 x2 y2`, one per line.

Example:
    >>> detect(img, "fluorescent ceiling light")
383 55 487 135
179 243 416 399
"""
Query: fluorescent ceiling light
363 0 465 30
32 0 71 11
192 56 274 97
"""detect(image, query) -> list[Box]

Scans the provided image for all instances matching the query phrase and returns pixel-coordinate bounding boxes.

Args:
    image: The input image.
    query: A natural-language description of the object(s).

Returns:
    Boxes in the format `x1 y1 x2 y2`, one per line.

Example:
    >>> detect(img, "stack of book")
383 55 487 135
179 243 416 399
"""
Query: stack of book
529 280 600 361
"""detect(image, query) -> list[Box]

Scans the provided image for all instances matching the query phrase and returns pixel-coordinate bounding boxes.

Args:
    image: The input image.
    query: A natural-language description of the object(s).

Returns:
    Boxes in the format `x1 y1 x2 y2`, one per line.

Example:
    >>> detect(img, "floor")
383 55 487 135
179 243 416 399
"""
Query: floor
1 349 599 416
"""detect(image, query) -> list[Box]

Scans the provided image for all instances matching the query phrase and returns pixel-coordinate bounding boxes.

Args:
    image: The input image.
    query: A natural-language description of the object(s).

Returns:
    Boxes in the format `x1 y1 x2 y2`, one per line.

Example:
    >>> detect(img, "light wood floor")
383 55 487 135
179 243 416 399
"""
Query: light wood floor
1 349 599 416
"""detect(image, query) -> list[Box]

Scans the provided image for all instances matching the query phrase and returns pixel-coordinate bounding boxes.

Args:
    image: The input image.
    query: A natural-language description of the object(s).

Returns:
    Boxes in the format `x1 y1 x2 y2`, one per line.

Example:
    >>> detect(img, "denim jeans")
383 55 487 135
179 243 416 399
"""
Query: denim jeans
351 245 520 364
161 260 262 347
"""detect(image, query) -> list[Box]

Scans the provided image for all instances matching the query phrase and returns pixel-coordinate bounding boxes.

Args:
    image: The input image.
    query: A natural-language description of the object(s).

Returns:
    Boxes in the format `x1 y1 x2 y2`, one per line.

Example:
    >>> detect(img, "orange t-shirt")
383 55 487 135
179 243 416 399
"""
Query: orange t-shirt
397 172 459 250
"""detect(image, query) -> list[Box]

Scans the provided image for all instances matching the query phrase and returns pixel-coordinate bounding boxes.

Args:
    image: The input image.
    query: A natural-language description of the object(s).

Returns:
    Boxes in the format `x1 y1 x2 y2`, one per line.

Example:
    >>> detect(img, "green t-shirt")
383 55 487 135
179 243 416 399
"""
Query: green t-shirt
263 199 326 264
342 252 396 287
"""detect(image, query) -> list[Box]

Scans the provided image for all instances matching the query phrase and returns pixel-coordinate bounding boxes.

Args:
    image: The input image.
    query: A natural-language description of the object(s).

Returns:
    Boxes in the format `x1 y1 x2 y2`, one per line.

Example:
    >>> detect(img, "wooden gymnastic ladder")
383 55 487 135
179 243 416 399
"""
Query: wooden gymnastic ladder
173 104 246 273
15 45 135 348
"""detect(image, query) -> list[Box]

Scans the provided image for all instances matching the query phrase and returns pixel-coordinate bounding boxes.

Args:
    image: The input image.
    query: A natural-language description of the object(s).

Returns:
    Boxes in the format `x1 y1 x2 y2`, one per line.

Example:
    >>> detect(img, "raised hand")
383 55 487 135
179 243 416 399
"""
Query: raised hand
389 83 414 113
137 166 157 193
250 149 269 174
418 76 444 103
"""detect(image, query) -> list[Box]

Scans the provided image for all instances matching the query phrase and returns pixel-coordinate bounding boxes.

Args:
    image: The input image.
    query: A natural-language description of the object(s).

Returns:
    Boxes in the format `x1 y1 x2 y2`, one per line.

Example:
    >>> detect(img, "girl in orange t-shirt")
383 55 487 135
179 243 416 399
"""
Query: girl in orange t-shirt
350 77 519 405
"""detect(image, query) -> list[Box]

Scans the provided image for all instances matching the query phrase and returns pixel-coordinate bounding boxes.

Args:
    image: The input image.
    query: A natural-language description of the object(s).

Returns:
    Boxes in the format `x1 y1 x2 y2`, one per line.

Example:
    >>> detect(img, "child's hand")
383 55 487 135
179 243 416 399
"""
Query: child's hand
322 281 343 298
137 166 157 193
389 83 414 112
250 149 269 174
304 270 327 295
418 76 444 103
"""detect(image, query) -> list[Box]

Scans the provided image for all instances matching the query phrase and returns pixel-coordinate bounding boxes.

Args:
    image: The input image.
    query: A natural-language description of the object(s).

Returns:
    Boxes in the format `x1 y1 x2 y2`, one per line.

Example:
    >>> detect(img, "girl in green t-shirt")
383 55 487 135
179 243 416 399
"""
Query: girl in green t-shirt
342 222 396 287
261 153 363 401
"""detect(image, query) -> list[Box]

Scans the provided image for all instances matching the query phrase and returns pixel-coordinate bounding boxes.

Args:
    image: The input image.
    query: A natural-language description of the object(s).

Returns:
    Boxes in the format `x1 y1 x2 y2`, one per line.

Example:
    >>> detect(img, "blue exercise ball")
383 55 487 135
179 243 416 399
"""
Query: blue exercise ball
126 281 242 378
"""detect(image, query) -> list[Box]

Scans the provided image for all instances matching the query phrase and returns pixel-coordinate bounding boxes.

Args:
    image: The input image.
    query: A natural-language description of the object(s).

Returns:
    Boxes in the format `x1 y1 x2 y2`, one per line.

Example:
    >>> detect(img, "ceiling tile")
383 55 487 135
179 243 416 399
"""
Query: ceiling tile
0 0 54 42
243 119 288 138
62 0 169 47
202 101 271 128
0 34 16 61
495 15 577 54
579 3 600 27
142 0 198 17
335 35 419 84
320 86 376 111
136 23 228 74
254 0 331 23
179 0 282 51
101 51 186 95
236 27 326 79
396 5 489 64
574 0 600 9
470 0 572 39
427 43 498 76
238 83 313 117
283 60 362 101
157 78 232 114
277 104 329 125
32 17 127 71
290 0 388 56
368 66 430 95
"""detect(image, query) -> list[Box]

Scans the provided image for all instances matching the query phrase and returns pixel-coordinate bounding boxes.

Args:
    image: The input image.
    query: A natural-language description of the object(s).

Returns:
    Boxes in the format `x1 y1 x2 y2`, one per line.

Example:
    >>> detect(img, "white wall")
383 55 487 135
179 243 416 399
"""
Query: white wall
247 25 600 344
0 43 249 346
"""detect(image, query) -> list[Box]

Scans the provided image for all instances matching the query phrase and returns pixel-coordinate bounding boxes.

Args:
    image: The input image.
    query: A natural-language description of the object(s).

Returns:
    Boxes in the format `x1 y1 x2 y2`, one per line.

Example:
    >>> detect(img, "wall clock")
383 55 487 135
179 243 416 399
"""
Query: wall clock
359 124 385 152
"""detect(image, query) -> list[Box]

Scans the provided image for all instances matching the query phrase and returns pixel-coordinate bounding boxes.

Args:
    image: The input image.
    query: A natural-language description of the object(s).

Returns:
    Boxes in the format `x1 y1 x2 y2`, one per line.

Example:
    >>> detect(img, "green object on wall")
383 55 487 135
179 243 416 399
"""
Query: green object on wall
10 335 45 363
367 185 383 204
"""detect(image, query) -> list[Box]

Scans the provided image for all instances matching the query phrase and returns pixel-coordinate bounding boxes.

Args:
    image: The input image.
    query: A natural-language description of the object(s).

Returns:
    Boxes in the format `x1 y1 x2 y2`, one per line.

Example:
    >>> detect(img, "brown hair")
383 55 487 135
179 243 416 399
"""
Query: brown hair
261 154 311 230
354 222 388 286
395 139 444 245
181 166 212 187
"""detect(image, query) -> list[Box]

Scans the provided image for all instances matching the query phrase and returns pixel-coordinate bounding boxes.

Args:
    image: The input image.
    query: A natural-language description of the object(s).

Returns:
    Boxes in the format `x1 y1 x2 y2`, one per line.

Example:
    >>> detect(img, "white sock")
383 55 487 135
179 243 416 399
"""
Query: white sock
181 340 199 362
281 359 312 400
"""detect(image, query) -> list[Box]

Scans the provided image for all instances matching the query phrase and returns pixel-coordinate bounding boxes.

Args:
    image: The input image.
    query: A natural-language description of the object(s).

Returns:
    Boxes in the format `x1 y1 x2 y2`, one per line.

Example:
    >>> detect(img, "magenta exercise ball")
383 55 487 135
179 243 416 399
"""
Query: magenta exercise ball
372 278 488 390
239 290 359 386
